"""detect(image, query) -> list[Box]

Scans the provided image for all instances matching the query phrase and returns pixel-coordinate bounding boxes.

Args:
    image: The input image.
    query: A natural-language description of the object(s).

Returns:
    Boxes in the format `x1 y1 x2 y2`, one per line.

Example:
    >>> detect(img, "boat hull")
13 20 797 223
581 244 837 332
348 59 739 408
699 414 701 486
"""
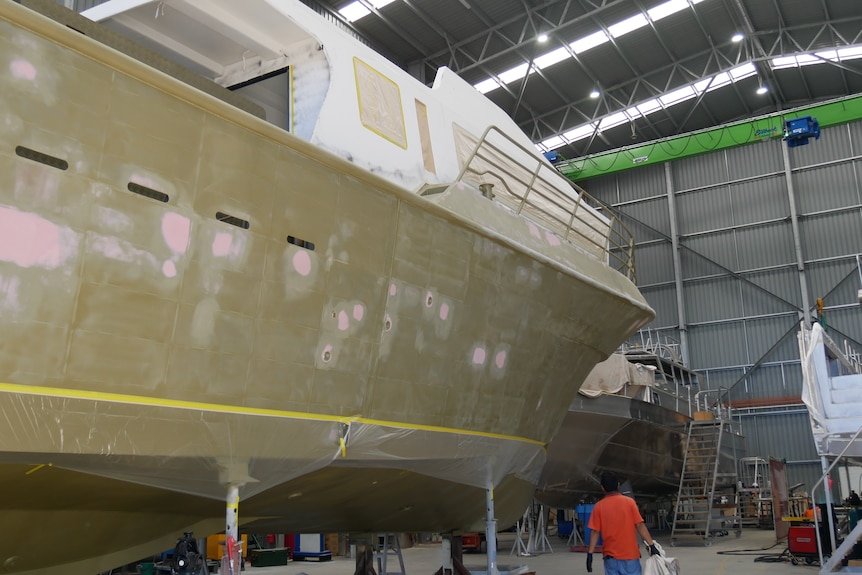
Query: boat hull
0 462 534 574
0 2 653 573
535 394 690 507
536 395 747 507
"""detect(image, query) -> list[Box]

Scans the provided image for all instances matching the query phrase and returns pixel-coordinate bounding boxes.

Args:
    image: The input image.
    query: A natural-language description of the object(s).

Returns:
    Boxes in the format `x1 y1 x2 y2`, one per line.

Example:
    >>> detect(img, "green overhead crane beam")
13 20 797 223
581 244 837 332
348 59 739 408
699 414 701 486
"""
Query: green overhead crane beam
557 94 862 182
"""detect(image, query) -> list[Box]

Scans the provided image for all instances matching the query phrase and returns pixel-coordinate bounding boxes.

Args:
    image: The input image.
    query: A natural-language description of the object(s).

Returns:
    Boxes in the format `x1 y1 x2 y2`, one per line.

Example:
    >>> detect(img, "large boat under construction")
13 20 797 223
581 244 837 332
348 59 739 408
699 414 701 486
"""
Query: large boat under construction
0 0 654 573
536 333 696 507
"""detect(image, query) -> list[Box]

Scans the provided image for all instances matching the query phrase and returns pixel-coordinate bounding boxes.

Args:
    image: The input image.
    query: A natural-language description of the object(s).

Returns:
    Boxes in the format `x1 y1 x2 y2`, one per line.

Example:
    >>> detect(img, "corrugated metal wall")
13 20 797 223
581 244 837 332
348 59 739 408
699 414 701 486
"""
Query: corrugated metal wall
582 120 862 494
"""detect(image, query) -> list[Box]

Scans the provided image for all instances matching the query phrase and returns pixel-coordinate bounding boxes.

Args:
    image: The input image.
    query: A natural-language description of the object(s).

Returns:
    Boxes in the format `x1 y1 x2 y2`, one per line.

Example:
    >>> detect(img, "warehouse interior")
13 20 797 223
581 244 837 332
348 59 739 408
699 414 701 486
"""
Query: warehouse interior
5 0 862 572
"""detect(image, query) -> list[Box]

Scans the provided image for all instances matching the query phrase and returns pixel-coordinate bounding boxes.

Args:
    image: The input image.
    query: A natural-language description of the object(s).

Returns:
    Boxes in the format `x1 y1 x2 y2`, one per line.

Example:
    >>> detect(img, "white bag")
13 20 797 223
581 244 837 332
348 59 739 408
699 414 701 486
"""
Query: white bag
643 542 680 575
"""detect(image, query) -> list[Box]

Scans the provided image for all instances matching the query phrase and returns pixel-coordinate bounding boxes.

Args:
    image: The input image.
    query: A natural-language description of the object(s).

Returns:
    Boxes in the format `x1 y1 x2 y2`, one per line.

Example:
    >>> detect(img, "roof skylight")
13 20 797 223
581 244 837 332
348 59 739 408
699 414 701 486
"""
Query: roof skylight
498 63 535 84
608 13 649 38
770 44 862 69
339 0 396 23
647 0 690 22
729 62 756 80
474 0 709 94
475 78 502 94
570 31 610 54
534 47 571 69
659 85 695 106
537 60 768 153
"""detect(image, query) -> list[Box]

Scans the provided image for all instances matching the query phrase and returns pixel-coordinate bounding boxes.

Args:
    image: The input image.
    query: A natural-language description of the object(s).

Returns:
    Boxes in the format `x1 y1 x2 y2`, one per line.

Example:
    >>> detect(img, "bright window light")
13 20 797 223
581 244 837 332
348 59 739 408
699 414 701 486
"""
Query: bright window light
599 112 628 131
729 62 756 80
563 124 596 142
469 0 707 102
339 0 394 21
608 13 649 38
339 2 370 21
648 0 689 22
796 54 819 66
636 98 662 115
570 31 609 54
693 77 713 93
770 45 862 70
838 46 862 60
692 72 730 93
541 135 565 149
708 72 731 90
771 56 797 69
498 63 533 84
534 47 570 69
660 85 695 105
474 78 501 94
537 58 791 154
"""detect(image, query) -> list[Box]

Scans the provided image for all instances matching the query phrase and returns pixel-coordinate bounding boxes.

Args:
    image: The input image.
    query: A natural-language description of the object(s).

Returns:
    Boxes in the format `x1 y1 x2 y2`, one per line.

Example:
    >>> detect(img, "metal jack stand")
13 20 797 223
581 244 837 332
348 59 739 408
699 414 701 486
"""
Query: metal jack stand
509 507 536 557
509 510 532 557
375 534 405 575
531 505 554 554
566 515 584 547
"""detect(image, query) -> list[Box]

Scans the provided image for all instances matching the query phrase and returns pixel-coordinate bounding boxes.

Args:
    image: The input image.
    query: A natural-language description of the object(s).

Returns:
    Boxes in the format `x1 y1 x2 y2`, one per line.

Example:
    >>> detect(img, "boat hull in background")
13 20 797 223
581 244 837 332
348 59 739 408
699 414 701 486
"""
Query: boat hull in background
536 394 689 507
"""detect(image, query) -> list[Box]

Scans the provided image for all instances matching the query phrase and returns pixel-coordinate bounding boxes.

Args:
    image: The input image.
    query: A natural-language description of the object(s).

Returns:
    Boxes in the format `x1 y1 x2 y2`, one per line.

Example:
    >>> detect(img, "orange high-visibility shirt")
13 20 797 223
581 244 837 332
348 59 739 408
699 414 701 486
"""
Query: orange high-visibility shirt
587 492 644 560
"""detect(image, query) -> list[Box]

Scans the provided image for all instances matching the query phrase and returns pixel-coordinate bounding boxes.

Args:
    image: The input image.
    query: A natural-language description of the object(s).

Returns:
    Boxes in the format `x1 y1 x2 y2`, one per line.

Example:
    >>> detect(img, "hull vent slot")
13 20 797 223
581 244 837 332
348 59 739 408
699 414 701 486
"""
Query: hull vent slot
288 235 315 251
127 182 169 203
15 146 68 171
216 211 250 229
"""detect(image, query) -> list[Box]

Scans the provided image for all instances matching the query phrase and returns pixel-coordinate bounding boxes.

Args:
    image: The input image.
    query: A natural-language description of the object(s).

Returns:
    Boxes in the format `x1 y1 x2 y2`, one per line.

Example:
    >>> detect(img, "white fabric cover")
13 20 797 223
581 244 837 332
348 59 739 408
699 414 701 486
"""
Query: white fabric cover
643 542 680 575
578 353 654 398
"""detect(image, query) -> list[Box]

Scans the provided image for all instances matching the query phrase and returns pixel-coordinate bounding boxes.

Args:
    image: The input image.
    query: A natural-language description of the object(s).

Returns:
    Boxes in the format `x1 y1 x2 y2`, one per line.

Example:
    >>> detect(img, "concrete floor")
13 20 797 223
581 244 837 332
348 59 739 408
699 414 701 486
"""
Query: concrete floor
242 529 815 575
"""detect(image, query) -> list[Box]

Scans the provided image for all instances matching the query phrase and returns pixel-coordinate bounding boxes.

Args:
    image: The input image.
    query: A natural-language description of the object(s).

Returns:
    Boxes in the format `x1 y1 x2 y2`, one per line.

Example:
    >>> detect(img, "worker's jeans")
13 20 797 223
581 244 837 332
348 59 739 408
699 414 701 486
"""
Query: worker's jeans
603 556 642 575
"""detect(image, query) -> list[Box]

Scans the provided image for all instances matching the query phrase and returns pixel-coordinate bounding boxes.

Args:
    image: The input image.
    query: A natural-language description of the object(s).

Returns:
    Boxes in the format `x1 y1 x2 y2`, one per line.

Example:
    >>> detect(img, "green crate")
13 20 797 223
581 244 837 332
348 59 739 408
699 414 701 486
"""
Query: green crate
250 548 290 567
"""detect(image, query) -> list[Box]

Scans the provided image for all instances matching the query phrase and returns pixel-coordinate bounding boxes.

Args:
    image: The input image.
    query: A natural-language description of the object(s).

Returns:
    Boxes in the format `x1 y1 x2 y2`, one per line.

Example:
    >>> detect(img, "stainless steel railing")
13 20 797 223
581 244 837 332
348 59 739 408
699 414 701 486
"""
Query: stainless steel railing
454 125 637 281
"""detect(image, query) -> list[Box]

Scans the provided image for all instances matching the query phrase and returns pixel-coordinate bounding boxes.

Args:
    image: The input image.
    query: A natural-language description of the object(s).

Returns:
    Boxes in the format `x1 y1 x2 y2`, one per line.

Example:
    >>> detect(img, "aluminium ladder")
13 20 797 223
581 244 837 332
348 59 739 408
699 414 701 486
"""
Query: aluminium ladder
671 420 740 546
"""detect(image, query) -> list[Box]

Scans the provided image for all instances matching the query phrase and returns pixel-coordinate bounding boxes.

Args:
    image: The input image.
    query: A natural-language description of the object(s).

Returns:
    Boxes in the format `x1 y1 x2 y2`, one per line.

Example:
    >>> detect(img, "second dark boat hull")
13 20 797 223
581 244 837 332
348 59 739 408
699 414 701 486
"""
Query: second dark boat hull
535 394 690 508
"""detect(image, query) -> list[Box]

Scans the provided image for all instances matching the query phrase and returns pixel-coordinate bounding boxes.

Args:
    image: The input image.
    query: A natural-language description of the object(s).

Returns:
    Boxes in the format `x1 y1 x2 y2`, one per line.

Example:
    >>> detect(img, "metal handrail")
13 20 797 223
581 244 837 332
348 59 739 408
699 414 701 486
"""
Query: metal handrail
694 387 742 434
809 424 862 567
454 125 637 281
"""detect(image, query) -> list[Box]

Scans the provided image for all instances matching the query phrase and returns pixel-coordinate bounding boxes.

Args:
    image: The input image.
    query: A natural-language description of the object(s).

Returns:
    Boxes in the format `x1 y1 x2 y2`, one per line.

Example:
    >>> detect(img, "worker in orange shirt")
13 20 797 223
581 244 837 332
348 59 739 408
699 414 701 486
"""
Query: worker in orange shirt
586 473 660 574
803 503 821 522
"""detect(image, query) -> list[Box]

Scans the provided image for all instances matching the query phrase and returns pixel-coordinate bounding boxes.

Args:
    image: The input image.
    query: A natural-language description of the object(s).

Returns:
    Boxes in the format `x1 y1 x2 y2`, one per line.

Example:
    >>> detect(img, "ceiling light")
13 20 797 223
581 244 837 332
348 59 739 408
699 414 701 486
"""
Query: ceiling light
756 85 769 95
589 89 600 99
537 33 549 43
732 33 744 43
